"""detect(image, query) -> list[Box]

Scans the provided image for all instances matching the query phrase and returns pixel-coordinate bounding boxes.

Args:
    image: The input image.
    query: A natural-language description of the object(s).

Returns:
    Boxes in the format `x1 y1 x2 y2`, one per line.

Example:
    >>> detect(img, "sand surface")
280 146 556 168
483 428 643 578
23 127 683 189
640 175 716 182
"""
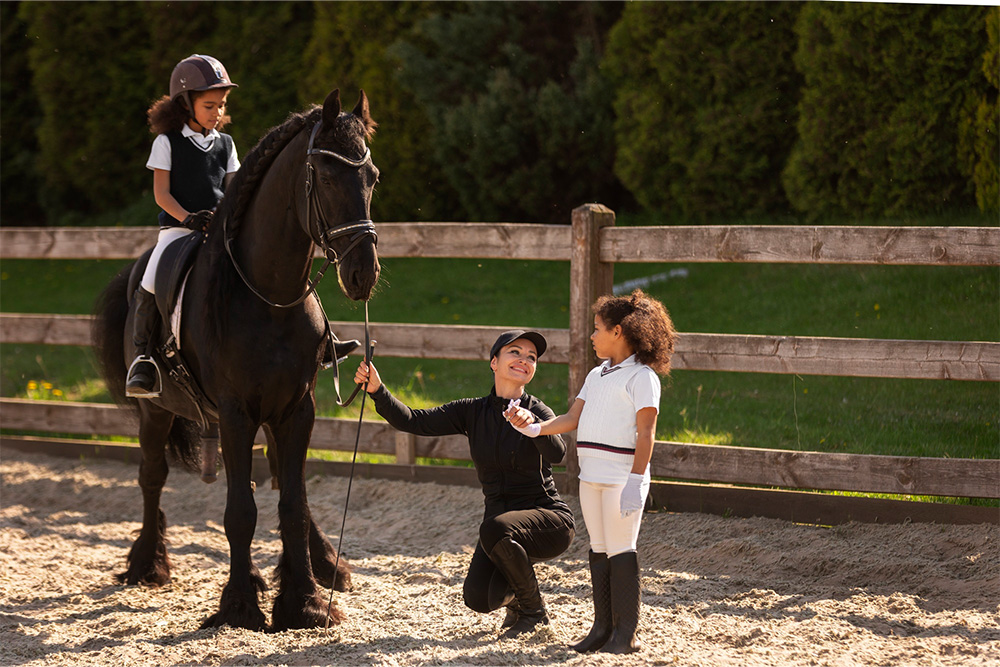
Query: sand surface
1 447 997 666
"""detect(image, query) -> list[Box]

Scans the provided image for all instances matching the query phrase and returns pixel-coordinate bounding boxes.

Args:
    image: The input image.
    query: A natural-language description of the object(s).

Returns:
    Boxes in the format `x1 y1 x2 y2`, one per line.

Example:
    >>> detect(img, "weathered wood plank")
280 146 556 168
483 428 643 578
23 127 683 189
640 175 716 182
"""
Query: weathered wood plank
0 398 471 460
0 224 570 261
650 441 1000 499
6 314 996 381
0 227 159 260
674 333 1000 381
602 226 1000 266
375 223 571 260
10 224 994 266
648 481 999 526
0 313 93 346
326 322 572 364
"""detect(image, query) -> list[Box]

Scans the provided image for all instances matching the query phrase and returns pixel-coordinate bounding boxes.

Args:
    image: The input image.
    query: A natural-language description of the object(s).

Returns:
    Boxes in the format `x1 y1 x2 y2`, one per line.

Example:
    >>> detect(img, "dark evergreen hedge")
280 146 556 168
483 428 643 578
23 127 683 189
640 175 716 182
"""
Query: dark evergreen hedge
783 3 992 219
605 1 803 222
390 2 624 223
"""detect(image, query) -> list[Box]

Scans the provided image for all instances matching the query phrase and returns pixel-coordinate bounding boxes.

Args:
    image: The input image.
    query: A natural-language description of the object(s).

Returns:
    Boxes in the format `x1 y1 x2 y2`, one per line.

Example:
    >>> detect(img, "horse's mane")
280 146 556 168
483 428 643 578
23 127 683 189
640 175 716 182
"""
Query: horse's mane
211 106 323 242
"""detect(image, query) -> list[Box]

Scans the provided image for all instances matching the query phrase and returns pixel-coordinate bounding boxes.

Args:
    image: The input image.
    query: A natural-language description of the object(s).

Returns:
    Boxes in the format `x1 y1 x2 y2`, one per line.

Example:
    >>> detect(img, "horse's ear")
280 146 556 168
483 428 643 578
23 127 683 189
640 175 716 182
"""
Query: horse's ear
352 89 378 138
322 89 342 125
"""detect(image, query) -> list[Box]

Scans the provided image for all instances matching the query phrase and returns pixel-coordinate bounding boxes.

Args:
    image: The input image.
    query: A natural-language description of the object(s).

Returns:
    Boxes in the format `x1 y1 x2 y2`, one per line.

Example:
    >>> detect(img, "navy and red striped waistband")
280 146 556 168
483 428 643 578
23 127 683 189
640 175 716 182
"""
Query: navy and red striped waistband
577 441 635 456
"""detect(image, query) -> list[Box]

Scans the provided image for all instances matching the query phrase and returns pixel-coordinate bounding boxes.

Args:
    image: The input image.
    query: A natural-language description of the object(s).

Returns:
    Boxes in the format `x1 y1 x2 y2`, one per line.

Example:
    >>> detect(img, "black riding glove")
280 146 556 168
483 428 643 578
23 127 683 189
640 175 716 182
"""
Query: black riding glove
182 209 214 232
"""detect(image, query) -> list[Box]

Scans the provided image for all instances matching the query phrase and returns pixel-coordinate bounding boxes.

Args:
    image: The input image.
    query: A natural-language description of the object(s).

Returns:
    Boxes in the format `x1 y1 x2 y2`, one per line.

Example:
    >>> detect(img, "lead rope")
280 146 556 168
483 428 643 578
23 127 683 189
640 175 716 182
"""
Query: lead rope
326 300 375 630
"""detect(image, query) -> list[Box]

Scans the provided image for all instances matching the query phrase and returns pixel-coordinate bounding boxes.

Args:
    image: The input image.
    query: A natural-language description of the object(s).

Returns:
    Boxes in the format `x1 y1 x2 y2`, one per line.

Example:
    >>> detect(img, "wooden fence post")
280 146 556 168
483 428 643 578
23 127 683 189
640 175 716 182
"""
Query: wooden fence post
395 431 416 465
566 204 616 494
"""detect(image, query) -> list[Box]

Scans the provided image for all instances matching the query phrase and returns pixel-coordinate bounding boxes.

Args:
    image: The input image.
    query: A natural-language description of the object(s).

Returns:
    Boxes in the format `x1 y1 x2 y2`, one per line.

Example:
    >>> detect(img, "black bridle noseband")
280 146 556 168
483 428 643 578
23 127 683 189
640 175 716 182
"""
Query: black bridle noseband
225 119 378 309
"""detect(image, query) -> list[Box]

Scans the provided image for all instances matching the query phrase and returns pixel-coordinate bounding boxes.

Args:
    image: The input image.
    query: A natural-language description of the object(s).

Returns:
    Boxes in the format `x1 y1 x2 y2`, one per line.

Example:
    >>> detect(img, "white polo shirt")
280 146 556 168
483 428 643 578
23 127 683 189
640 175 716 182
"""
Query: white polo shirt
576 355 660 484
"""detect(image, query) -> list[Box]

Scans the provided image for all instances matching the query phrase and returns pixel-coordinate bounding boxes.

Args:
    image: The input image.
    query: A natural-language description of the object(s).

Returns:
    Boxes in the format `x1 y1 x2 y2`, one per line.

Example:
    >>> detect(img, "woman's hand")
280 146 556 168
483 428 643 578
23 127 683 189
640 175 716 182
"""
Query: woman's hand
504 399 540 437
354 360 382 394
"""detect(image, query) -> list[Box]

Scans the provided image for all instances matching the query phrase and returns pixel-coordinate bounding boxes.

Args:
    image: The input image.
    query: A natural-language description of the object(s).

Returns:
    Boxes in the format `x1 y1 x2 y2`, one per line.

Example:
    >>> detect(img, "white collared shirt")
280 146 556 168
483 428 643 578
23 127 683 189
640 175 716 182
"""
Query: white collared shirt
146 124 240 173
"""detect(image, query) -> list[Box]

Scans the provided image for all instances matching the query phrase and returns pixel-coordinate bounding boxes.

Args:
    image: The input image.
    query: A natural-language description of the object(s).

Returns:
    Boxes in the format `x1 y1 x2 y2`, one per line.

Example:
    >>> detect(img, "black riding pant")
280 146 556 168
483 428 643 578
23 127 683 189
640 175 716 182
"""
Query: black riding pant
462 507 575 613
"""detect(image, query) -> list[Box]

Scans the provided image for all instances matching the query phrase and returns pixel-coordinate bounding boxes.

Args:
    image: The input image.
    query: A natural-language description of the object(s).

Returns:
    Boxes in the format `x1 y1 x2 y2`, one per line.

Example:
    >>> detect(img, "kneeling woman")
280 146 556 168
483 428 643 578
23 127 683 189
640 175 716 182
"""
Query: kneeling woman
354 330 575 636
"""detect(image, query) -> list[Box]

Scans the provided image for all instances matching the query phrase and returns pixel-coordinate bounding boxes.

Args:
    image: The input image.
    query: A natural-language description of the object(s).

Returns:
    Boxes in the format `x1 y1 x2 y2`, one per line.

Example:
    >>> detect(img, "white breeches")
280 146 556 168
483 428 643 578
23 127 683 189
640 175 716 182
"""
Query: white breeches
579 478 648 556
140 227 194 294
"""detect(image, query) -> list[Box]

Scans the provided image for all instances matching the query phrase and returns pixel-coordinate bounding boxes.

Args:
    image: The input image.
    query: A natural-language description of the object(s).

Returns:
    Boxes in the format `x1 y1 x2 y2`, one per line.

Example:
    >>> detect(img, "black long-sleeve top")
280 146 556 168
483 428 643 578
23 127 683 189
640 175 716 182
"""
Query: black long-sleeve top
369 384 573 523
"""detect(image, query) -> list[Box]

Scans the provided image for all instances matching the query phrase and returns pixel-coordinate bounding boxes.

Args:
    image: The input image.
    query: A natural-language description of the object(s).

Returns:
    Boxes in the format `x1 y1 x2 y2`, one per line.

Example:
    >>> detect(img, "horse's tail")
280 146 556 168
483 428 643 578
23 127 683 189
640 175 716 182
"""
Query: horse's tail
167 417 203 474
92 262 134 408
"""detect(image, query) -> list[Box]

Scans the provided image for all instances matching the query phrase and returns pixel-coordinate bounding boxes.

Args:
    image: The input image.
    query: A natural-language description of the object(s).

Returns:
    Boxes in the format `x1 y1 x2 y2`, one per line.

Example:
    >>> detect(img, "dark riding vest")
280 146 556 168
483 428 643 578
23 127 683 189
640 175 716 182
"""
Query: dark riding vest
158 130 234 228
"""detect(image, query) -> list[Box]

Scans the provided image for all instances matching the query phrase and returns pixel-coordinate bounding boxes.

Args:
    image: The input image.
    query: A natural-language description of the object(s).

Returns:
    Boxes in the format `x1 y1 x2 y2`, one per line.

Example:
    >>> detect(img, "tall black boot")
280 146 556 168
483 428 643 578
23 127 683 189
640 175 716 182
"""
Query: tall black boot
601 551 641 654
125 287 161 398
571 551 612 652
486 567 518 629
321 336 360 368
488 537 549 637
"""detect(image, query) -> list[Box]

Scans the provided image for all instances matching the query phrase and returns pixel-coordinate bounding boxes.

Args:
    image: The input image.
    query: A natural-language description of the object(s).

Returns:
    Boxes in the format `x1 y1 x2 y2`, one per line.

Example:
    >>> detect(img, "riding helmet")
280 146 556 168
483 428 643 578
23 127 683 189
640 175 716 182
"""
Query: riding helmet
169 54 238 112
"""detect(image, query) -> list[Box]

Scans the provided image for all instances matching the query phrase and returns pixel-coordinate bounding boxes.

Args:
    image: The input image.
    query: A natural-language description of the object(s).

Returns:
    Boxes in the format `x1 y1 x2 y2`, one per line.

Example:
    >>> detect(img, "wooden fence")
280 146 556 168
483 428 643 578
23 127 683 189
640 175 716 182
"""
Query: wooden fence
2 207 998 526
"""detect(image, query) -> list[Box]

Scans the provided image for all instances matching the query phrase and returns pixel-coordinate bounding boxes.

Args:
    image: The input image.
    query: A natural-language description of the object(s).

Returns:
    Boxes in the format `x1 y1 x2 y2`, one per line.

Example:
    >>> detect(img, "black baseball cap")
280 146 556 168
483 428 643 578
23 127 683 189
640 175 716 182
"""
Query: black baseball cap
490 330 547 360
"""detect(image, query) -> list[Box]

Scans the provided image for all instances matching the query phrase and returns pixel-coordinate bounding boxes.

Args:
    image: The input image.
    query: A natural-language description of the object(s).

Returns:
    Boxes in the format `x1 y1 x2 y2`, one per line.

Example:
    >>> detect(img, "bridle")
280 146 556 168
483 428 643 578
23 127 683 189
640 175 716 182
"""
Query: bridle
225 119 378 309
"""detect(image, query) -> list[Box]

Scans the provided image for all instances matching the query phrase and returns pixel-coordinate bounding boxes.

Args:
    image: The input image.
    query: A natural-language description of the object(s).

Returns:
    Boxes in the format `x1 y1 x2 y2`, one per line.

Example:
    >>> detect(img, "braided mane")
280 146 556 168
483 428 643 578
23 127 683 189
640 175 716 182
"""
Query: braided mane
211 106 323 242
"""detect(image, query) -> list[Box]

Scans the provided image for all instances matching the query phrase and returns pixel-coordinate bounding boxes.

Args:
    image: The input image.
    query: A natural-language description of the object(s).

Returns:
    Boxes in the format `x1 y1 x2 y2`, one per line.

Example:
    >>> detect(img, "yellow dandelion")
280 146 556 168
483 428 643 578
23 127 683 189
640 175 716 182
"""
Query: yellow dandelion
43 382 53 390
873 303 880 311
53 389 64 397
27 381 38 390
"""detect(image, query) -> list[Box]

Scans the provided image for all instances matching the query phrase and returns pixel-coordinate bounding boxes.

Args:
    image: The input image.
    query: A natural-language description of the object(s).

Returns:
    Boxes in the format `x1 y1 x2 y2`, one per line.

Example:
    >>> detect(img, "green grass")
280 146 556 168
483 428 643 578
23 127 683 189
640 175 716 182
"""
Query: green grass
2 209 998 465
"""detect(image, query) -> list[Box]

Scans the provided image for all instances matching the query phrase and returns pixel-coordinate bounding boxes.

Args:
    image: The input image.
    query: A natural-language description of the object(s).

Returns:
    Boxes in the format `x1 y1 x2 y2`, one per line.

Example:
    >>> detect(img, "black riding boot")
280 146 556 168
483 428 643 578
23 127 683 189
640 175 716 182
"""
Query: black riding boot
488 537 549 637
486 567 518 629
571 551 612 652
322 337 361 368
125 287 161 398
601 551 641 654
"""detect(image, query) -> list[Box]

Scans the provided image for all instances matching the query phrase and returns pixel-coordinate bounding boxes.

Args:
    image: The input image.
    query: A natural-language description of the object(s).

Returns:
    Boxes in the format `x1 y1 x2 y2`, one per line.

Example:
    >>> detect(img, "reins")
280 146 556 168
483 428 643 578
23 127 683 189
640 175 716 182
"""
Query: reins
223 119 377 310
326 300 375 630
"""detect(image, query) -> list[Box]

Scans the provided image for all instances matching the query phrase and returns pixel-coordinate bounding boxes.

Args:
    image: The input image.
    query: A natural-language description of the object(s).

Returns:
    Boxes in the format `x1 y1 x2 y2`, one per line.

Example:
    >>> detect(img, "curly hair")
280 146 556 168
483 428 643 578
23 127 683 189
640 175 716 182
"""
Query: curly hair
593 289 679 375
147 91 232 135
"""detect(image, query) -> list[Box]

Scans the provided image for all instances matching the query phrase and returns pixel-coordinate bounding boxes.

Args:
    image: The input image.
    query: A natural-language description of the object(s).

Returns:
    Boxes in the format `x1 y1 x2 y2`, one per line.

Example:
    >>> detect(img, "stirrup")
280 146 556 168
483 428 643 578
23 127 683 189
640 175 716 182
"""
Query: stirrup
126 355 163 398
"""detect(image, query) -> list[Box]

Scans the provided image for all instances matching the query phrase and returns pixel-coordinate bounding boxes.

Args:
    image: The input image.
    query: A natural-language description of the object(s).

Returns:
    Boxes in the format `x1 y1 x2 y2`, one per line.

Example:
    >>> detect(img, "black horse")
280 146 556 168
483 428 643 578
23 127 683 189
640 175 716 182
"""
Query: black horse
93 90 380 631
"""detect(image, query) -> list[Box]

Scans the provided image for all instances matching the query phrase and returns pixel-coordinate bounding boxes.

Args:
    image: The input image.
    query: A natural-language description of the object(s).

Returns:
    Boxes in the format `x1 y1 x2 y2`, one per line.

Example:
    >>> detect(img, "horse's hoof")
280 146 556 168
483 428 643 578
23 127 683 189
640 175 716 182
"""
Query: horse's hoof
116 567 170 587
269 592 344 632
201 473 217 484
200 607 267 632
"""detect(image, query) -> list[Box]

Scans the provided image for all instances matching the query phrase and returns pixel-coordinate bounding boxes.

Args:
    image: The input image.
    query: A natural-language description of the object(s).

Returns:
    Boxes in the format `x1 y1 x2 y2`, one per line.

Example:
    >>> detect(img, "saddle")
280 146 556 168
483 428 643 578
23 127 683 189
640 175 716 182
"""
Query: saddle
128 232 215 428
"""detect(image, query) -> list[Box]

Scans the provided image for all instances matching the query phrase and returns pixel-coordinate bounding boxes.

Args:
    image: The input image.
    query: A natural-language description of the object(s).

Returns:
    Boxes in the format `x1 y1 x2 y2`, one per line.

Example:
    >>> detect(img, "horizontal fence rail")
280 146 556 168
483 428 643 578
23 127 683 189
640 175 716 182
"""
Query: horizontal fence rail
5 224 997 265
4 398 997 501
3 314 998 381
1 218 997 526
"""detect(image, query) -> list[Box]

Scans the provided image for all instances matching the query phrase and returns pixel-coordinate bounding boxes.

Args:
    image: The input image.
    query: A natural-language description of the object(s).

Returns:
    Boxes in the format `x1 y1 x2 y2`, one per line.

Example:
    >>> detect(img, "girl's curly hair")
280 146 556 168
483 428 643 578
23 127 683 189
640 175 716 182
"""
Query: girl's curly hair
593 289 679 375
147 92 232 135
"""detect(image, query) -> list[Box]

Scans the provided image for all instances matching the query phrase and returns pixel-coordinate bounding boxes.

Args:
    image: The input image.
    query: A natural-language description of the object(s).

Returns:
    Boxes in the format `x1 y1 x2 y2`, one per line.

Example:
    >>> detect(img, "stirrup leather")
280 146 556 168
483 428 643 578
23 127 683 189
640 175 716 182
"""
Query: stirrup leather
126 355 163 398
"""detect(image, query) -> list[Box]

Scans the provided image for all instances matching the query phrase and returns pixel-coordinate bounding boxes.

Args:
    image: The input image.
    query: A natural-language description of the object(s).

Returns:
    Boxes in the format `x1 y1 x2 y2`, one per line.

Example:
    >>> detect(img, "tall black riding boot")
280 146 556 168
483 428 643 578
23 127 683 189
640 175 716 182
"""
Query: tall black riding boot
601 551 641 654
571 551 612 652
486 567 518 629
321 336 361 368
488 537 549 637
125 287 161 398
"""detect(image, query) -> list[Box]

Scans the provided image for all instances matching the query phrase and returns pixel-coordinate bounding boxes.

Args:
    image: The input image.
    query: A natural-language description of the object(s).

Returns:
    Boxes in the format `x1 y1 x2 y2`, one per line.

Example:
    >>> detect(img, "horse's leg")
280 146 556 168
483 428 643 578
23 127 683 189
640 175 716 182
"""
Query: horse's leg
200 409 267 631
263 425 280 490
118 402 174 586
200 422 220 484
309 517 353 592
265 424 351 592
268 401 345 630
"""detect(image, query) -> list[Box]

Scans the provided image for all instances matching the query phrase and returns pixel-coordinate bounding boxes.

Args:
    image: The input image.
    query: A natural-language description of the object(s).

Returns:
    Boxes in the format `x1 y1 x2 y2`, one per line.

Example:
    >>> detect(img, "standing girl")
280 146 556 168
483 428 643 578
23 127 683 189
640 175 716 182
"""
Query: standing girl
126 54 240 398
505 289 678 653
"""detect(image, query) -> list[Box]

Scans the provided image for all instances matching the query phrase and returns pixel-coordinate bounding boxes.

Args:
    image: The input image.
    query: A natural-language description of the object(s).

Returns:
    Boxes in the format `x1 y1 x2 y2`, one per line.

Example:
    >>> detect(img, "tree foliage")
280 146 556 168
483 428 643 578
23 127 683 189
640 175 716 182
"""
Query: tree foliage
302 1 451 222
783 3 990 219
390 2 623 223
605 2 802 222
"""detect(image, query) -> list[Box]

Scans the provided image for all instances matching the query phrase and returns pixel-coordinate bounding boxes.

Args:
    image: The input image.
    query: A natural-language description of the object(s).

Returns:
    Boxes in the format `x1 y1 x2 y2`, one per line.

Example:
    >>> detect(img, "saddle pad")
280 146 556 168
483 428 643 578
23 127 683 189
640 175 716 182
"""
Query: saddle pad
154 231 203 324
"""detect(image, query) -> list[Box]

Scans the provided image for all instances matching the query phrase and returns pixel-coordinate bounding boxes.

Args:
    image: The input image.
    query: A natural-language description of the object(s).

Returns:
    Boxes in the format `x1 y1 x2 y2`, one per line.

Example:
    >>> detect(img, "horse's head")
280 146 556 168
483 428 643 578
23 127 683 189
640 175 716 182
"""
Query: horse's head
304 89 381 301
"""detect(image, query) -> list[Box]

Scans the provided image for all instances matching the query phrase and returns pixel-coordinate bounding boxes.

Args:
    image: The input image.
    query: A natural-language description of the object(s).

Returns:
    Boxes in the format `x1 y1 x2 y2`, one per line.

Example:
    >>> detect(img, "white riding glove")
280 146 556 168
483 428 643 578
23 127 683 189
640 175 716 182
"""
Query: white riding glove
620 473 646 517
505 399 541 438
